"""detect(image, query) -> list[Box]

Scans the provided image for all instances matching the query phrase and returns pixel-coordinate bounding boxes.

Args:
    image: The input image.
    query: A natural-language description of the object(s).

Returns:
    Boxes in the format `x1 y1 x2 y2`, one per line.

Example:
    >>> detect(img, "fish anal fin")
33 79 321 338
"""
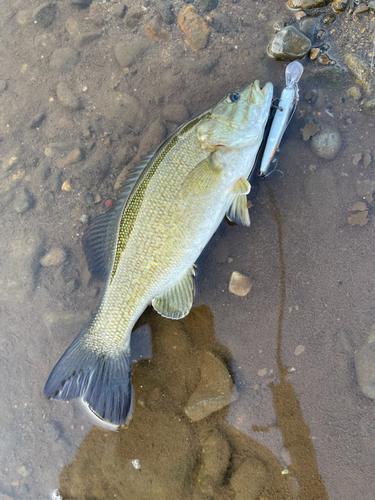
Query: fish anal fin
226 178 251 226
152 266 195 319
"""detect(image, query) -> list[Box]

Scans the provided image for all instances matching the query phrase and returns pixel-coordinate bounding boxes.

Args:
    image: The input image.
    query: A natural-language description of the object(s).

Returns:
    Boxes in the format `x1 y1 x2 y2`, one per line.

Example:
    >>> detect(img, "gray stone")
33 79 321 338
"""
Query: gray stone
33 3 57 28
106 92 145 132
369 1 375 12
310 122 342 160
50 47 80 73
355 340 375 400
345 53 375 95
156 0 174 24
311 65 346 89
56 82 81 111
363 97 375 115
199 0 218 11
287 0 330 7
76 31 102 47
268 26 311 60
14 188 33 213
0 229 44 302
28 112 45 129
124 5 146 29
185 352 236 421
212 12 238 33
113 3 126 18
78 152 112 185
162 104 189 124
70 0 93 9
298 15 318 43
230 458 268 500
114 41 148 68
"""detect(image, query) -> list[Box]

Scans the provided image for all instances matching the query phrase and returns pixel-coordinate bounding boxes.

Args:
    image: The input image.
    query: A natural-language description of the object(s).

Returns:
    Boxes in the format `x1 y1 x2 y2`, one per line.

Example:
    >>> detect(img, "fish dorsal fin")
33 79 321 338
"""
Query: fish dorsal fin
82 156 153 281
226 177 251 227
152 266 196 319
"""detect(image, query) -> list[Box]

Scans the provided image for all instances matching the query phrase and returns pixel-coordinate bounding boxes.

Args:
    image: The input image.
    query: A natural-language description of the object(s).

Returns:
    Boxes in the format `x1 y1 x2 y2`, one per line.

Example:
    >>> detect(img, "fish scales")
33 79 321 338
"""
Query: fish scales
44 80 273 425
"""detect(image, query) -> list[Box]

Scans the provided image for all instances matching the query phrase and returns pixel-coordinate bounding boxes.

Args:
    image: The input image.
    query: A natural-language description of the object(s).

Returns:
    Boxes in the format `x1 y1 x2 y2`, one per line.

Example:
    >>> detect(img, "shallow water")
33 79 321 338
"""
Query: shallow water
1 0 375 499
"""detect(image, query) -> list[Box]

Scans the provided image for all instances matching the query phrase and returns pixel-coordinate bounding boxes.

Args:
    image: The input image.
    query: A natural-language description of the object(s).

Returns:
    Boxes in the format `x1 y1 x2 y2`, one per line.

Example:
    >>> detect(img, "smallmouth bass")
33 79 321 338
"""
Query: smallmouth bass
44 80 273 425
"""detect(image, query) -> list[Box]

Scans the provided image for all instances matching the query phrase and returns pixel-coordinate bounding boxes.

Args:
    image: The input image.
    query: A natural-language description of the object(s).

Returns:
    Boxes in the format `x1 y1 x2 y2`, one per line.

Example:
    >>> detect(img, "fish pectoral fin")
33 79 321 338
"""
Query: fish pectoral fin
226 178 251 226
152 266 195 320
182 155 222 196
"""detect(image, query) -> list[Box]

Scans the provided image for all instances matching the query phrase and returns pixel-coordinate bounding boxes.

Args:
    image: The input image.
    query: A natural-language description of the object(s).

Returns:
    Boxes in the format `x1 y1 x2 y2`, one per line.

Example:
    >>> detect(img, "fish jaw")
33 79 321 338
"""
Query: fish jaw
196 80 273 151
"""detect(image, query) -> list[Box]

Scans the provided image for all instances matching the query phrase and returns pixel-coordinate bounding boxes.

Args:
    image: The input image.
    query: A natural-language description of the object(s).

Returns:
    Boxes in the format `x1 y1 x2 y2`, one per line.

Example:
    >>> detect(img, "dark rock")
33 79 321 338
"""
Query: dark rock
70 0 93 9
0 80 7 93
323 13 336 24
114 41 148 68
14 188 33 213
124 5 146 29
369 1 375 12
212 12 238 33
268 26 311 60
199 0 218 11
156 0 174 24
332 0 348 12
50 47 80 73
76 31 102 47
33 161 51 185
311 65 346 89
33 3 57 28
28 113 45 129
84 192 95 207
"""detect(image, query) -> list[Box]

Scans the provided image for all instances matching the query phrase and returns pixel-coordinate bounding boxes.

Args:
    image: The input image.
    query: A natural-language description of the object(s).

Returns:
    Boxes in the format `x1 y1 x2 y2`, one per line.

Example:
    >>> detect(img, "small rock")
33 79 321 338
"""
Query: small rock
14 188 33 213
312 65 346 89
347 86 362 101
28 113 45 129
198 429 231 495
287 0 330 7
70 0 93 9
268 26 311 60
162 104 189 123
298 15 319 43
211 12 238 33
113 4 126 18
332 0 348 12
230 458 268 500
50 47 80 73
351 202 367 211
106 92 145 132
309 122 342 160
178 5 209 52
137 118 166 156
33 3 57 28
296 10 307 19
66 279 79 293
40 247 67 267
56 82 81 111
369 1 375 12
75 31 102 47
145 16 170 41
185 352 236 421
309 47 320 60
322 13 336 24
229 271 252 296
294 344 305 356
354 3 368 14
364 153 372 167
156 0 174 24
77 152 112 186
347 211 368 226
124 5 146 29
345 54 374 95
363 97 375 115
65 17 80 35
114 41 148 68
355 340 375 399
0 79 7 93
43 421 60 441
17 9 34 25
63 148 83 166
352 153 362 166
17 465 32 478
301 120 320 141
199 0 218 11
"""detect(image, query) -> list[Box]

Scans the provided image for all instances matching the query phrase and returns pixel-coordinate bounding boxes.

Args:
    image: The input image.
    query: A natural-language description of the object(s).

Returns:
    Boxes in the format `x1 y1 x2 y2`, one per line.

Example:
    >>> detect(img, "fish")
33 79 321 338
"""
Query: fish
44 79 273 425
259 60 304 178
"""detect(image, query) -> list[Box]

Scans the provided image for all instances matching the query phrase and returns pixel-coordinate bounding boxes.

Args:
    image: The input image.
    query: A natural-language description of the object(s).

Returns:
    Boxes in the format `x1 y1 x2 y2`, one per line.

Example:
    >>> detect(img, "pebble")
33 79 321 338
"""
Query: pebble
137 118 166 156
199 0 218 11
230 458 268 500
309 47 320 60
184 351 236 421
43 421 60 441
114 41 148 68
229 271 252 296
344 53 374 95
296 10 307 20
156 0 174 24
56 82 81 111
77 152 112 187
14 188 33 213
355 336 375 399
65 17 80 35
211 12 238 34
354 3 368 14
33 3 57 28
63 148 83 166
351 202 367 211
369 1 375 12
268 26 311 60
28 112 45 129
364 153 372 167
50 47 80 73
40 247 67 267
112 4 126 18
294 344 305 356
70 0 93 9
105 199 113 209
352 153 362 166
66 279 78 293
162 104 189 123
332 0 348 12
310 122 342 160
178 5 209 52
107 92 145 133
145 17 170 41
17 465 32 478
347 86 362 101
363 97 375 115
287 0 330 7
124 5 146 29
198 429 231 495
347 211 368 226
75 31 102 47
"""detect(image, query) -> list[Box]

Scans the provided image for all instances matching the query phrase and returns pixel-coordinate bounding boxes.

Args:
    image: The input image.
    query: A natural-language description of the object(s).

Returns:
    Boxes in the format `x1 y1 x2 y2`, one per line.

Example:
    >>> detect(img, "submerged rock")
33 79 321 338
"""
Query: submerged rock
56 82 81 111
345 53 375 95
332 0 348 12
363 97 375 115
33 3 57 28
156 0 174 24
287 0 331 7
198 429 231 495
355 337 375 399
230 458 268 500
40 247 67 267
50 47 80 73
114 41 148 68
310 122 342 160
229 271 252 296
185 352 236 421
178 5 209 51
268 26 311 60
124 4 146 29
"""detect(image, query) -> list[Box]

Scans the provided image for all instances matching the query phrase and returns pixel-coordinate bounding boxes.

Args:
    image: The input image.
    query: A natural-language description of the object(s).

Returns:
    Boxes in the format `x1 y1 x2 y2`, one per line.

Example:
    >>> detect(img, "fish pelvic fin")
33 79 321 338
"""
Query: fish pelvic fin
226 177 251 226
44 323 133 426
152 266 195 319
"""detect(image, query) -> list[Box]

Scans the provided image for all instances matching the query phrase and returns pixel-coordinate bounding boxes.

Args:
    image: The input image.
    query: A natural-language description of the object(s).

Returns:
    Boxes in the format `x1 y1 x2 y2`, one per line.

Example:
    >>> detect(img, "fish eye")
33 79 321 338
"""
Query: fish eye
227 92 240 103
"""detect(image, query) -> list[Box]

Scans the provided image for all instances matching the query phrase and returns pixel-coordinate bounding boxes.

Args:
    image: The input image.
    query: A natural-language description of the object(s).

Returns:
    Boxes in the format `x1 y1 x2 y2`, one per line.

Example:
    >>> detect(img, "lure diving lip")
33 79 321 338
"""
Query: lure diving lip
259 60 304 178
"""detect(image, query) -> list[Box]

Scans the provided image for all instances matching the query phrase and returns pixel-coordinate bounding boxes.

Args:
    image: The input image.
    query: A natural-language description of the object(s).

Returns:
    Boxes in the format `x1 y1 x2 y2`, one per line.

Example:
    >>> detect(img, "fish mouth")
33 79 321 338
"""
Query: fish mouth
249 80 272 106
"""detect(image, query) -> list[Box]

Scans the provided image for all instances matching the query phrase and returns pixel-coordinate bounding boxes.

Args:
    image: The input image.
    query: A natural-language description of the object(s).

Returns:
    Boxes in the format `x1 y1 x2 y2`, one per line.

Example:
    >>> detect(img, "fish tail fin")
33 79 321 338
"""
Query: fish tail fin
44 323 133 426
